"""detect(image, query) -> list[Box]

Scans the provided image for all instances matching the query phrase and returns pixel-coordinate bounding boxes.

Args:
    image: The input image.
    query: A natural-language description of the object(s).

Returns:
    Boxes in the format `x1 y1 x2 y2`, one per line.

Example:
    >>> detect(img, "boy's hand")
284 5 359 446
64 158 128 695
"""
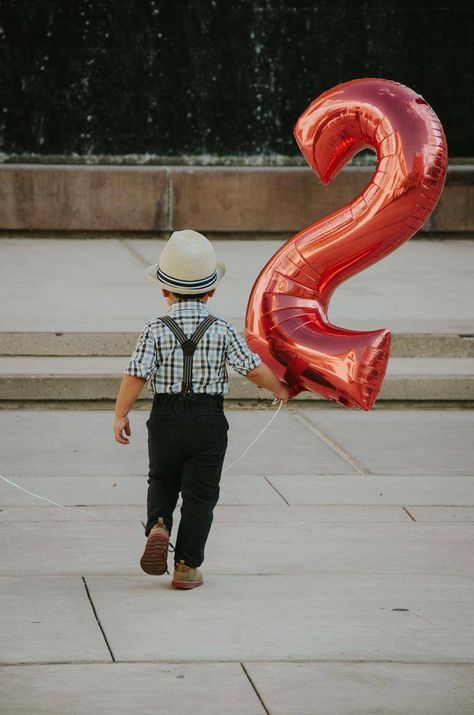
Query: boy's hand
114 415 131 444
273 381 291 403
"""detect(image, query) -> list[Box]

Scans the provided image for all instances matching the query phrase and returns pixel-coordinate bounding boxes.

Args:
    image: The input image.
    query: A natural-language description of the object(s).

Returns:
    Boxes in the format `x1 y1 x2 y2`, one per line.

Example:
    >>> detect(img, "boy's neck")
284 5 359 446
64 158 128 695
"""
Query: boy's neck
167 296 207 307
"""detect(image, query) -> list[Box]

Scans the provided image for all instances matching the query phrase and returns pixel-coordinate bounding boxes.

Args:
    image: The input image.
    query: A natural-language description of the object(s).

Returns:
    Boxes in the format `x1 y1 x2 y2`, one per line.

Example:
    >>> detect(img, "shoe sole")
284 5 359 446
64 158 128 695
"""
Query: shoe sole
140 529 169 575
171 579 203 590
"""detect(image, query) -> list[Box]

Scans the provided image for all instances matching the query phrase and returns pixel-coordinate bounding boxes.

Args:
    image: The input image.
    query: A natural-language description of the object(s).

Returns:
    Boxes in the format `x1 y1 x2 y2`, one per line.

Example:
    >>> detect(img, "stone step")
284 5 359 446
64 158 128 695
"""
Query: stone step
1 331 473 358
0 357 472 402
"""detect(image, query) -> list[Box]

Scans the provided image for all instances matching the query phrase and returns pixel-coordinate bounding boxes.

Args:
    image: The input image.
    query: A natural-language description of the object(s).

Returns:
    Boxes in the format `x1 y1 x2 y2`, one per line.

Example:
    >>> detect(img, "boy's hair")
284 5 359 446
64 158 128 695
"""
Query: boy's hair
171 290 210 300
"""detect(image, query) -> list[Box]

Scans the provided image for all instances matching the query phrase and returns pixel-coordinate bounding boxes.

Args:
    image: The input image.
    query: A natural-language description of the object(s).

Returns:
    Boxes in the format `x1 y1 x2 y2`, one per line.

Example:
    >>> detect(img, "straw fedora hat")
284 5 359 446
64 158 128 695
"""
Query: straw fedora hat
145 229 226 294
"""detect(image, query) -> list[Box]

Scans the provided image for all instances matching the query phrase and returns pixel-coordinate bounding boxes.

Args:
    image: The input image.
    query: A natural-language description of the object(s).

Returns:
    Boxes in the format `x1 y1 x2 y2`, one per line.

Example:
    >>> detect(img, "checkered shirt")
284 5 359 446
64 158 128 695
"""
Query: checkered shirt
123 299 262 395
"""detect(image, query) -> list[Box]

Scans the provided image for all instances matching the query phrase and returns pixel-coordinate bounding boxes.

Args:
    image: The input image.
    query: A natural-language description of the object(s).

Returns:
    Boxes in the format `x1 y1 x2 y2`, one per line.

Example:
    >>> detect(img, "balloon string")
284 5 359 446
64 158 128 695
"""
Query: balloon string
0 473 98 516
0 400 284 513
221 398 284 473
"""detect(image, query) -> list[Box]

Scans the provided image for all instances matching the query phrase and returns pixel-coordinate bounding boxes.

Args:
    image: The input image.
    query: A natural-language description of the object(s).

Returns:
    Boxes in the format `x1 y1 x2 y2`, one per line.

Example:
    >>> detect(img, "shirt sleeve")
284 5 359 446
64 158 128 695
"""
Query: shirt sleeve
225 323 262 376
123 323 158 381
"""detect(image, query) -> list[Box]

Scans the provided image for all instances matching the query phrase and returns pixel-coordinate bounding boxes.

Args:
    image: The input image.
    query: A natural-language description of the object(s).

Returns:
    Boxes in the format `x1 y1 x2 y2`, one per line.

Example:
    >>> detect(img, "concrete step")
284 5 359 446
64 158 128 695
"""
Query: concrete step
0 357 473 402
1 331 473 358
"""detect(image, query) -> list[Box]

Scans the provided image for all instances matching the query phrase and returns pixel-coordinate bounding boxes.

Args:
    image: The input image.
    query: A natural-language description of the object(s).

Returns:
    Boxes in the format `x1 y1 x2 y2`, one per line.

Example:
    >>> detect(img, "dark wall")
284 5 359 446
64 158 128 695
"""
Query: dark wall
0 1 472 161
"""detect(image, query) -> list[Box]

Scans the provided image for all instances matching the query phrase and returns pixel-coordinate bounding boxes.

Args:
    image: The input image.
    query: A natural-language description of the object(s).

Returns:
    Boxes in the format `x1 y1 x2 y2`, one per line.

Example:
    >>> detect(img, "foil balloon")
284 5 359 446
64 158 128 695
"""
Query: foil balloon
245 78 447 409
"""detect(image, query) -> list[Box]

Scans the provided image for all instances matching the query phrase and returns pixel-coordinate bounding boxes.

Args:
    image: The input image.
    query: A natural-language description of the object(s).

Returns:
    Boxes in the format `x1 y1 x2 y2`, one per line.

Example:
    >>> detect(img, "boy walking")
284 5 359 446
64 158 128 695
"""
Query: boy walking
114 230 290 589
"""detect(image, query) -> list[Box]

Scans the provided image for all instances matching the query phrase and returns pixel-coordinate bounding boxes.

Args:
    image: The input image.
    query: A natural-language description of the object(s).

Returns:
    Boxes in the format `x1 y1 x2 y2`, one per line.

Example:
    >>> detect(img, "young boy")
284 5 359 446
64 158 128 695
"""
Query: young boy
114 230 290 590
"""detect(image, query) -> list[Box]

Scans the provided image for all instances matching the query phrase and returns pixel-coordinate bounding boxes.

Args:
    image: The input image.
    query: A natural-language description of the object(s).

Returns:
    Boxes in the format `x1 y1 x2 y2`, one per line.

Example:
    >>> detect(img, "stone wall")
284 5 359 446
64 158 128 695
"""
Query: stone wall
1 164 471 233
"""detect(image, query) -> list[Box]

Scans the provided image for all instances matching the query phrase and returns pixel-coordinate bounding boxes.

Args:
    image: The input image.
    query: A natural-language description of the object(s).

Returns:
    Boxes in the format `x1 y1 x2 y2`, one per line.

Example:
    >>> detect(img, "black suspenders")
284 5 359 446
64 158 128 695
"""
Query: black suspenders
160 314 218 397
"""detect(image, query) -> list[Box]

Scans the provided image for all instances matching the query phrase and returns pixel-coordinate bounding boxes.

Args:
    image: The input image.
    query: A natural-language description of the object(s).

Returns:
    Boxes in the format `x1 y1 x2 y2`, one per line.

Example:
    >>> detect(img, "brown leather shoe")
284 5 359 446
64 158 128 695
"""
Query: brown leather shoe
171 559 204 589
140 517 170 575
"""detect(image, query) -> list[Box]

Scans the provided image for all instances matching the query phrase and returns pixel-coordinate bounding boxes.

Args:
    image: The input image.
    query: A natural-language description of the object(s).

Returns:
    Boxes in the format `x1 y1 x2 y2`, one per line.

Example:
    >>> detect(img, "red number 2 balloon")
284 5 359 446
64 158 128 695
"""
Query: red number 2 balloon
245 78 447 409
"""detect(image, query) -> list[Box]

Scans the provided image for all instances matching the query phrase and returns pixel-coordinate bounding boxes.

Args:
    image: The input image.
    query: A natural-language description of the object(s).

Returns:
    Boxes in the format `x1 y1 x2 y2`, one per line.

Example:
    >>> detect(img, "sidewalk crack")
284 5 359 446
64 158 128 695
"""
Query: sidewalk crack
82 576 115 662
119 237 148 267
291 411 372 475
240 663 271 714
403 506 416 521
264 476 290 505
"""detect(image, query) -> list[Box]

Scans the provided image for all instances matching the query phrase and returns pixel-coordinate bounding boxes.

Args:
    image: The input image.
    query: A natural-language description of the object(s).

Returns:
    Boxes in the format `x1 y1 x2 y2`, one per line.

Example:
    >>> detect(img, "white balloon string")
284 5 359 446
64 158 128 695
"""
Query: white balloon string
221 398 284 473
0 473 98 516
0 400 284 513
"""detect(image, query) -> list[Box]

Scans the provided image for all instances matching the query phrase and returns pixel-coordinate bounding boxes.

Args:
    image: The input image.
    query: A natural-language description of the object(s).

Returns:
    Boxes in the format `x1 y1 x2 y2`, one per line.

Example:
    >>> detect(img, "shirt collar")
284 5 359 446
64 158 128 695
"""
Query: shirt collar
168 300 209 317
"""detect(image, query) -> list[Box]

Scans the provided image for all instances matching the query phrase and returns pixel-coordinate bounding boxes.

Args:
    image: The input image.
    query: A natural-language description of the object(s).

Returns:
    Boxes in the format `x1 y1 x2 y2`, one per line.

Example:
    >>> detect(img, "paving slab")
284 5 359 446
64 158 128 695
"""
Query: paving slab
0 410 148 476
0 504 410 523
302 409 474 475
4 515 472 577
245 662 474 715
0 476 147 507
0 473 285 507
1 238 473 335
86 574 474 662
0 409 352 477
0 662 262 715
0 238 155 333
0 521 144 576
0 576 110 664
223 411 352 474
132 238 474 334
212 505 410 523
203 521 474 577
219 474 287 504
327 240 474 334
269 475 474 506
0 505 144 522
408 507 474 522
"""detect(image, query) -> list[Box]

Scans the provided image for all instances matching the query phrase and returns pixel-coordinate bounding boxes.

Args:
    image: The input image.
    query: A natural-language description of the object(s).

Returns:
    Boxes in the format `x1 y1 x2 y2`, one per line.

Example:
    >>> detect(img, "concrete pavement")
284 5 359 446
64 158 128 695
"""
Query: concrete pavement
1 407 474 713
1 232 474 712
0 237 473 334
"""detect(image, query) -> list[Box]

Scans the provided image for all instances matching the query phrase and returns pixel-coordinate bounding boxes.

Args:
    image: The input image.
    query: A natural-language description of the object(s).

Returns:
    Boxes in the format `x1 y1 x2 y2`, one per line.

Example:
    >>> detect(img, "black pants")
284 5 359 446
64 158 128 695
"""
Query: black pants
145 392 229 568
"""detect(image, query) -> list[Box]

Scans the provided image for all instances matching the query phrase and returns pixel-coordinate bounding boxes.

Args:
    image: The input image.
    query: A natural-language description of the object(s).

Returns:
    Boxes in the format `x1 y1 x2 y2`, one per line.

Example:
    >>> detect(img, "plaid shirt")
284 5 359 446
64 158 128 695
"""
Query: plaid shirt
124 299 262 395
